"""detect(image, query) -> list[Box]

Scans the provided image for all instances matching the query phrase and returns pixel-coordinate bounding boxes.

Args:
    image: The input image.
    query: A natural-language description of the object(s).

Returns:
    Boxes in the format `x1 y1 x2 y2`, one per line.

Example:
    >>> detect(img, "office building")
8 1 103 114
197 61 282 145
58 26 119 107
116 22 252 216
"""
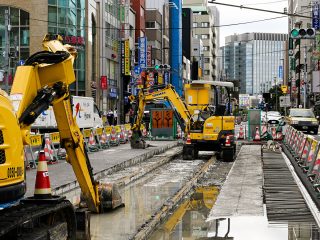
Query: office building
221 33 287 95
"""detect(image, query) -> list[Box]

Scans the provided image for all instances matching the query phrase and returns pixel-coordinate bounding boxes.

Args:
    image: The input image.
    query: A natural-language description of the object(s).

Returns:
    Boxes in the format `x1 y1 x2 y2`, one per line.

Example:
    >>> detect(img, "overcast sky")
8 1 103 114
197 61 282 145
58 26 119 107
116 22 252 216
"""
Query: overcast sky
208 0 289 46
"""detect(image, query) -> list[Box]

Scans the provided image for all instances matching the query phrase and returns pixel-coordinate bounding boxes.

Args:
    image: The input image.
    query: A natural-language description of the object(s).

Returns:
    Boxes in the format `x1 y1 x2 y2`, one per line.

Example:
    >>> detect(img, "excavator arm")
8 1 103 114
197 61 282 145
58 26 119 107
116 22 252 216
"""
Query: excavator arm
129 84 192 148
10 35 118 213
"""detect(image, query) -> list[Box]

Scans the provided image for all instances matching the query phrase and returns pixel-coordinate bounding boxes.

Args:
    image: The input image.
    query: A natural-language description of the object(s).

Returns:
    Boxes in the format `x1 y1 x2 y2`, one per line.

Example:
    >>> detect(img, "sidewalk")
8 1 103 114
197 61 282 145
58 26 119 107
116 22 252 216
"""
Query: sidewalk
26 141 178 196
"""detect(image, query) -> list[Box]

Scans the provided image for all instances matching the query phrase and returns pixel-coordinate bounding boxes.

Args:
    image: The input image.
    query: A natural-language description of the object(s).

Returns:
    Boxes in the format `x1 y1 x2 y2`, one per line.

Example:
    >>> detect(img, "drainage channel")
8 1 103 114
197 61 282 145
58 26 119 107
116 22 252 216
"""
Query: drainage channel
57 147 215 239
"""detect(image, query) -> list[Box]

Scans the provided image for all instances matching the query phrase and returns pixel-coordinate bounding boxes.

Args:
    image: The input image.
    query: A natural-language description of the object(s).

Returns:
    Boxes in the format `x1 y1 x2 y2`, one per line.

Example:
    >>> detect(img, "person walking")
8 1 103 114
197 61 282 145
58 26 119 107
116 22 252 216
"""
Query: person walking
107 109 114 126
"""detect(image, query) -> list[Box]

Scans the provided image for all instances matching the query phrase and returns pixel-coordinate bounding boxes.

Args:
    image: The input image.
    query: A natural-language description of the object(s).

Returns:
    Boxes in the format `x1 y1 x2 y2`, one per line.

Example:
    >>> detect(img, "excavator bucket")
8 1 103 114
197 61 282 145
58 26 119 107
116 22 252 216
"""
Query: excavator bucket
130 130 147 149
79 183 124 211
98 183 124 211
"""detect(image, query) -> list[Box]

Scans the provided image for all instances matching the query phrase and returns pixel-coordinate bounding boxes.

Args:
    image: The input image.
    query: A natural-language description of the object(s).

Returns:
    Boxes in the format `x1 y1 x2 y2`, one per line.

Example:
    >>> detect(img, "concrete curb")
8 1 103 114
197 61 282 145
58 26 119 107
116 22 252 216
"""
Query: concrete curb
53 141 179 195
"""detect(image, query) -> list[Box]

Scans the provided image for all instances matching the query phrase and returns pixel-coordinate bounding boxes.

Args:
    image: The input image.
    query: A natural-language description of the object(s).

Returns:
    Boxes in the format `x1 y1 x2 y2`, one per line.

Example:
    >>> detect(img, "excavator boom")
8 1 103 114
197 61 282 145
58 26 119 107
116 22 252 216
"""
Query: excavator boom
130 84 192 148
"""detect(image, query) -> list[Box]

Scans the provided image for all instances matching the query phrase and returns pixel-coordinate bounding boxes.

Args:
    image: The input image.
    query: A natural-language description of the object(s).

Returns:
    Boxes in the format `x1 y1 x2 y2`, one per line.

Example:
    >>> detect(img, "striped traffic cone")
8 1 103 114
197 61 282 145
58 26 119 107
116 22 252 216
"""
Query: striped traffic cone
34 151 52 199
89 131 96 146
271 127 276 140
253 127 260 141
238 125 245 140
44 137 55 164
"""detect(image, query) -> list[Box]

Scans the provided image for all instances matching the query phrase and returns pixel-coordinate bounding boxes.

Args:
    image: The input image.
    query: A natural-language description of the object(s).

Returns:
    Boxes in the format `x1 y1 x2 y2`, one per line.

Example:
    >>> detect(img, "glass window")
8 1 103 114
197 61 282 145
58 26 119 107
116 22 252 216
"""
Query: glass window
58 0 68 7
20 27 29 46
10 8 19 25
201 34 209 39
193 22 197 28
203 46 209 51
201 22 209 27
58 7 66 25
48 6 57 25
204 58 210 63
20 10 29 26
146 21 155 28
49 0 57 4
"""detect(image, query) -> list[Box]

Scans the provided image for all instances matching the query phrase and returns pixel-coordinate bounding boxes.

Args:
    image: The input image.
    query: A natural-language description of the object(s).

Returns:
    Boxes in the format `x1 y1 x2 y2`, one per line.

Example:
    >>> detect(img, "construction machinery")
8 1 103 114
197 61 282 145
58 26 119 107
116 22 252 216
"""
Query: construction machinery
0 35 122 239
129 81 235 161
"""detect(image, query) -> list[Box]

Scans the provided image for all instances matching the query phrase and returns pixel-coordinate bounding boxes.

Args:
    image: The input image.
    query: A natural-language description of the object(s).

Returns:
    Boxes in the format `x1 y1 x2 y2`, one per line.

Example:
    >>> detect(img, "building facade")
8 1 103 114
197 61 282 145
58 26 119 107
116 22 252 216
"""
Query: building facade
97 0 121 114
221 33 287 95
0 0 100 102
183 0 219 81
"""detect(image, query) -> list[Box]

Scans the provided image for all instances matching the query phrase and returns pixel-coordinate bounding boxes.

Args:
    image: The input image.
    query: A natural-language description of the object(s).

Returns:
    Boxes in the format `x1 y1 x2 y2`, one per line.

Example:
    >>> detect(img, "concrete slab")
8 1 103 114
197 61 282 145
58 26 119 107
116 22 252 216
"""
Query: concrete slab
206 145 264 221
26 141 178 196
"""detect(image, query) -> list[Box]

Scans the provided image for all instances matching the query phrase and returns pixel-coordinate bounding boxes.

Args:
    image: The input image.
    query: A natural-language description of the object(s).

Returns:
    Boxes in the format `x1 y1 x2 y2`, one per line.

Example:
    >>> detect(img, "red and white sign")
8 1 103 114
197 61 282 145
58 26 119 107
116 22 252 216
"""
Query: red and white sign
100 76 108 90
147 45 152 67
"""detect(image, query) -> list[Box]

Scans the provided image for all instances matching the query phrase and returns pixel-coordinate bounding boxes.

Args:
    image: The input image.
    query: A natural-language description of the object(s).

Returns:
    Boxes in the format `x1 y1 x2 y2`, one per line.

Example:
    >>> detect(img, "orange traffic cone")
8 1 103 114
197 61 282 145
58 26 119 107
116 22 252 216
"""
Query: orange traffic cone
253 127 260 141
34 151 52 199
111 127 117 142
238 125 244 140
186 133 192 144
271 127 276 140
119 128 125 143
275 131 283 141
100 132 107 144
142 128 147 137
89 131 96 146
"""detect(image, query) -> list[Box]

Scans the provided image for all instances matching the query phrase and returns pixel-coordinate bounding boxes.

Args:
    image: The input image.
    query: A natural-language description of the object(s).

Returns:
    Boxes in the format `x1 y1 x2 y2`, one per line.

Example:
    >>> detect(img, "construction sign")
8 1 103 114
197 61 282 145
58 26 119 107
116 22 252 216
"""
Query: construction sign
163 110 173 128
281 85 288 94
152 111 162 129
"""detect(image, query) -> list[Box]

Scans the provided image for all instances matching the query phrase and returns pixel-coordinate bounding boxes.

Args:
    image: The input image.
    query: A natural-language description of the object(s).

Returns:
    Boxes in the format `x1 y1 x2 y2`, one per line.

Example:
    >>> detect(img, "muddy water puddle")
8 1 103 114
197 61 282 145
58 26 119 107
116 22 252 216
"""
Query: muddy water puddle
90 160 203 240
149 186 320 240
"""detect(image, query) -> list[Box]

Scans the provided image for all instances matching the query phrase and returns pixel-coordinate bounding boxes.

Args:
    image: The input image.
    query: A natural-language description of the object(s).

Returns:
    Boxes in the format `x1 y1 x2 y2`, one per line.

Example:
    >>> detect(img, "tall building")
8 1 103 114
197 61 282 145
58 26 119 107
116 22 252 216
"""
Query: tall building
145 0 170 66
0 0 101 111
183 0 219 81
98 0 121 114
221 33 287 95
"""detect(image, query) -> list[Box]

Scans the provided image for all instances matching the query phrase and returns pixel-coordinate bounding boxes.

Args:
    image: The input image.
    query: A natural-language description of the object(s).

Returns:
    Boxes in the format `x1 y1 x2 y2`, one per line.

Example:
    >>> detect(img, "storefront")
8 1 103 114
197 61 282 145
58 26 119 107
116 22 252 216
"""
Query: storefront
48 0 86 96
0 6 30 91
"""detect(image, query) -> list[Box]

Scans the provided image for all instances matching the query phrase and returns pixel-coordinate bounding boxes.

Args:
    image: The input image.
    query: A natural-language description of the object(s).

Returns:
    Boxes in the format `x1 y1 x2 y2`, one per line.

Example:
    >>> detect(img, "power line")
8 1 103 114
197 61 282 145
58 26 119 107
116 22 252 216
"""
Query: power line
208 1 313 20
243 0 287 6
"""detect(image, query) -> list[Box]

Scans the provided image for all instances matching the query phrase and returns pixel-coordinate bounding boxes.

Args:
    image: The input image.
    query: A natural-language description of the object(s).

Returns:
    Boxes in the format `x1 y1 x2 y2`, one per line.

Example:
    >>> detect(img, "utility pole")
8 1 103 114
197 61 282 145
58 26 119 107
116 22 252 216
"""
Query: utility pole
4 9 10 93
304 45 307 108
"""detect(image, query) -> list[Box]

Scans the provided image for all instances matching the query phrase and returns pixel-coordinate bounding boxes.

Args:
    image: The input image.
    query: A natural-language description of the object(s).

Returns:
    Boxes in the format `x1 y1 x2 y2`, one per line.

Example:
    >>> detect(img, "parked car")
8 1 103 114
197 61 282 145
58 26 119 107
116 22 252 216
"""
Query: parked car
286 108 319 134
262 111 283 125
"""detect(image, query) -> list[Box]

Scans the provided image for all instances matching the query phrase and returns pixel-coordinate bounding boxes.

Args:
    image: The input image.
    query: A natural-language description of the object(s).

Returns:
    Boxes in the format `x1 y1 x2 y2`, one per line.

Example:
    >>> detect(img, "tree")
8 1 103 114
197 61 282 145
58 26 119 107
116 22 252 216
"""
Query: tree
268 85 284 111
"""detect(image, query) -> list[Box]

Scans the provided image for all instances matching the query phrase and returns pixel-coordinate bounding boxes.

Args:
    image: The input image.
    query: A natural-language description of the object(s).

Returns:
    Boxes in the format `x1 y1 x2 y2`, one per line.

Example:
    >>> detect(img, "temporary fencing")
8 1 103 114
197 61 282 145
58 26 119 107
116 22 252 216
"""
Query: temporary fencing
110 126 120 146
282 125 320 198
82 128 99 152
25 124 134 170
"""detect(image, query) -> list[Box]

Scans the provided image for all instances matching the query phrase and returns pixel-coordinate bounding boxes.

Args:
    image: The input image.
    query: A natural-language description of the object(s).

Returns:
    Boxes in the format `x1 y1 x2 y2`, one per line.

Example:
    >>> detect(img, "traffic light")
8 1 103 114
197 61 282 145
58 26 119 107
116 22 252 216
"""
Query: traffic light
154 64 171 70
290 28 315 39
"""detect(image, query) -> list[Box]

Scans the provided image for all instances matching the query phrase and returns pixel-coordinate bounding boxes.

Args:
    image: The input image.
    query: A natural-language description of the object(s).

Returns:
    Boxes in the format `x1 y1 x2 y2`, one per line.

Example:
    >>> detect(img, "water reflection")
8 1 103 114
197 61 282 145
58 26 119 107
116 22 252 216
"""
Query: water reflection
90 160 202 240
149 186 320 240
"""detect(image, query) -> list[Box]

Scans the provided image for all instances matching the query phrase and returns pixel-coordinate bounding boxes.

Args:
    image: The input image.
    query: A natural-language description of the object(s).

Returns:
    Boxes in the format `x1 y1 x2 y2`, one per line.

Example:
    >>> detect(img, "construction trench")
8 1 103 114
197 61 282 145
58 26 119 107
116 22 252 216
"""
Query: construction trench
48 139 320 240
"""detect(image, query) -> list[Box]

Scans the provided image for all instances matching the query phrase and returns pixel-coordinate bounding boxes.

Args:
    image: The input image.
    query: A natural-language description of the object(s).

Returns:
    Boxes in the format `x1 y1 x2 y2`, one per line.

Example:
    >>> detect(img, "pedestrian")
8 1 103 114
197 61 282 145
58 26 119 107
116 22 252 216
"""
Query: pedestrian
107 109 114 126
113 108 118 125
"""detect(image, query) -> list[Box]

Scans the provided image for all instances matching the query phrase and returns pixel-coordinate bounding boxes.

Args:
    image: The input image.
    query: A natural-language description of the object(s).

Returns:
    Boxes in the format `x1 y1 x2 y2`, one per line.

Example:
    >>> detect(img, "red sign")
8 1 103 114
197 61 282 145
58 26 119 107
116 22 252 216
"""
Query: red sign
63 35 85 45
100 76 108 90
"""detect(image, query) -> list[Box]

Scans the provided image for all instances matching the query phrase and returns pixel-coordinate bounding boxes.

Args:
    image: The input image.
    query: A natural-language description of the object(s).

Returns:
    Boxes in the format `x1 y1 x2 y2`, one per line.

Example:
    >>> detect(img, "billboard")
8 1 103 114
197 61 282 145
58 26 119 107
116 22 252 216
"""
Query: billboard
124 39 130 76
239 94 250 108
138 37 147 69
313 2 320 30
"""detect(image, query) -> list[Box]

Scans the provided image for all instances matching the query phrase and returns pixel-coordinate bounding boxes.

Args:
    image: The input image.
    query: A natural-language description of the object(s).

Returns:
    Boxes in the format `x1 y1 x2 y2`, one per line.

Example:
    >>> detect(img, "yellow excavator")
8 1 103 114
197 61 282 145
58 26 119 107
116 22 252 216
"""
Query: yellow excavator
0 35 121 239
129 81 236 161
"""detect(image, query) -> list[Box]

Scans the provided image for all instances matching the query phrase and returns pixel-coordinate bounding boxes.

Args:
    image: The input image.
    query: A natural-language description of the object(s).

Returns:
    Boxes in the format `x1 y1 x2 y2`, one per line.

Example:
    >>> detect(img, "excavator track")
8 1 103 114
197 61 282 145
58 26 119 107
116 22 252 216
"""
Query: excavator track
0 199 76 240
